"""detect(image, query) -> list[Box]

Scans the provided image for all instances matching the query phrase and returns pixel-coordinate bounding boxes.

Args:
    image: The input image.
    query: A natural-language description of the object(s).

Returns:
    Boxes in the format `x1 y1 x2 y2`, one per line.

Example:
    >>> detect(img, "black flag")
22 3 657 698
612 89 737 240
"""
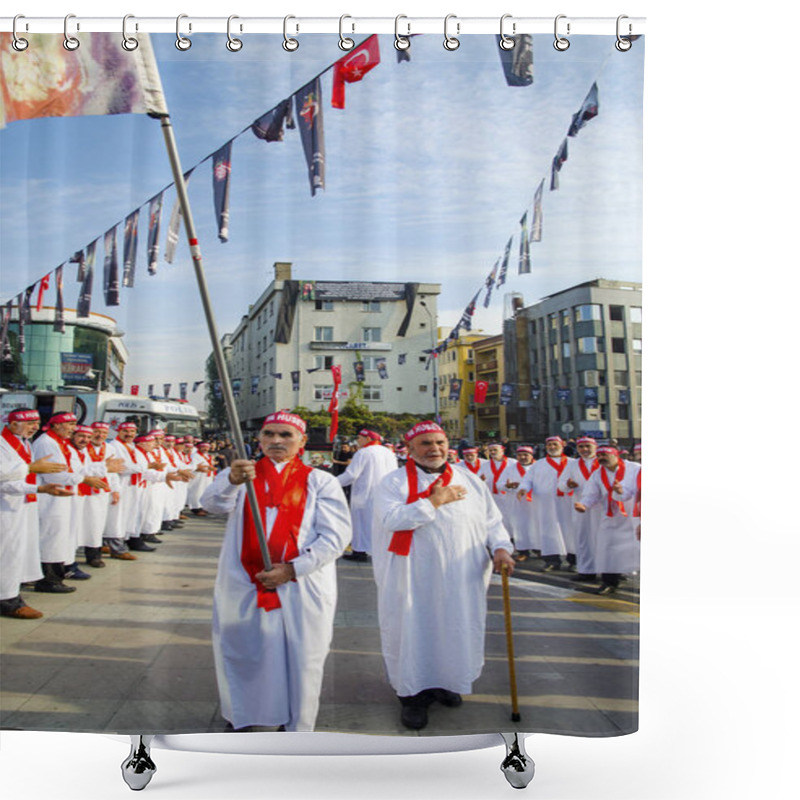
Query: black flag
77 239 97 318
122 209 139 287
252 98 295 142
103 226 120 306
295 78 325 196
213 140 233 242
147 192 163 274
568 82 599 137
497 34 533 86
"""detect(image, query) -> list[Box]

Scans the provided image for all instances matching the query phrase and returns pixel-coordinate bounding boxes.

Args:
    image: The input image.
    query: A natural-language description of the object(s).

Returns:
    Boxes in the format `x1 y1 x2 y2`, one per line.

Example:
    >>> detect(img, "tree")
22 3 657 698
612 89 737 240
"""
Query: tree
204 352 228 432
0 330 28 388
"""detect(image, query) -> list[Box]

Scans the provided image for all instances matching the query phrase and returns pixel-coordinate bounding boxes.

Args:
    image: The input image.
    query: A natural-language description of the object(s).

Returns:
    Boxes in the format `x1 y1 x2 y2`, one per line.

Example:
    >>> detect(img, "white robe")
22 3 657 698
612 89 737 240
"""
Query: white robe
478 457 524 543
558 457 603 574
202 463 351 732
0 432 42 597
187 450 213 508
372 463 513 697
336 443 398 553
31 433 83 563
579 463 641 574
79 443 114 548
104 438 145 540
137 448 169 535
517 457 576 557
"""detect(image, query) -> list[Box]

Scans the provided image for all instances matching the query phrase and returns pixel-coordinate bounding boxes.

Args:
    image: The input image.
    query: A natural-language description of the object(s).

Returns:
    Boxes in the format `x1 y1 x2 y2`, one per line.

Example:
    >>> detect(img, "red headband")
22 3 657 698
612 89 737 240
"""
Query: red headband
8 409 40 422
49 412 77 425
261 411 307 434
404 421 445 443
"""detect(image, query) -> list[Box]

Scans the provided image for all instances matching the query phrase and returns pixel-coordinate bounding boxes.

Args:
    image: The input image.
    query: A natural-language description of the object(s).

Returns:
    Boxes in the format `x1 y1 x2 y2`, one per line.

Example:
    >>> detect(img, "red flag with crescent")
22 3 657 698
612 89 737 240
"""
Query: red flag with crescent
328 365 342 441
331 35 381 109
474 380 489 405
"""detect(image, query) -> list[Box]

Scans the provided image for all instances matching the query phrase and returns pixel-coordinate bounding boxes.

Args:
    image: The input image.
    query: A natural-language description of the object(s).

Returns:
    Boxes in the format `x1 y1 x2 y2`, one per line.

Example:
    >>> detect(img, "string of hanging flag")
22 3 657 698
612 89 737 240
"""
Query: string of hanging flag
0 32 537 360
425 77 600 368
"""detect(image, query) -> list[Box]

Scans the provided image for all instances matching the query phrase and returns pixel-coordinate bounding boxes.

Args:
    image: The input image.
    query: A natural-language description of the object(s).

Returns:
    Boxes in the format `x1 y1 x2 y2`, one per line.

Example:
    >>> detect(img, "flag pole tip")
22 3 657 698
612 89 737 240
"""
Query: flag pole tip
511 712 521 722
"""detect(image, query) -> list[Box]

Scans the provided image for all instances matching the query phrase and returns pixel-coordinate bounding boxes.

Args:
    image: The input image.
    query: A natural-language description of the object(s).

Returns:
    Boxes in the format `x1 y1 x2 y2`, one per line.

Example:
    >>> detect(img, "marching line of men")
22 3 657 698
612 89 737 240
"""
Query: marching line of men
0 408 217 620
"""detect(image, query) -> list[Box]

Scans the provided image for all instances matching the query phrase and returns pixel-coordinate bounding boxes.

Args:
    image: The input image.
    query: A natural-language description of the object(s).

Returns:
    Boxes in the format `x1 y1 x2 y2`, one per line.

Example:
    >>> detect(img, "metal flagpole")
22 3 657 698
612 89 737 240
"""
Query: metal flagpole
158 114 272 573
501 563 521 722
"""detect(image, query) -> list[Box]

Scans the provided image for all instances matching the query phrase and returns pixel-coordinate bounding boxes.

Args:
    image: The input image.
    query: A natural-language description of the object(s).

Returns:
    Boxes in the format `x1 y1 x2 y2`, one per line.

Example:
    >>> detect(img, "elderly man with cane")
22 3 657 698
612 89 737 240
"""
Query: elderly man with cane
372 421 516 730
201 411 351 732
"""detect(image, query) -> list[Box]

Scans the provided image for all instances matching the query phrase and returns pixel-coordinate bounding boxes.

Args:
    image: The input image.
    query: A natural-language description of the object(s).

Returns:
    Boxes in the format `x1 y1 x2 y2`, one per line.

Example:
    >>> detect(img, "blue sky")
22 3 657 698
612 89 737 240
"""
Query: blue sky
1 32 644 390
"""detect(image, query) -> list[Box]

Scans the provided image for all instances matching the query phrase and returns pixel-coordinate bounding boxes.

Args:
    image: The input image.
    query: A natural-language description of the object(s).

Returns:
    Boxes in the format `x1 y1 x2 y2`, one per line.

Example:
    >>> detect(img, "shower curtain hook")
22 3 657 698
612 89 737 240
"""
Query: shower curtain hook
554 15 570 51
499 14 515 50
226 15 243 51
338 15 355 50
63 13 80 51
122 15 139 51
12 15 29 51
283 15 299 51
394 15 411 51
443 14 460 51
615 15 632 51
176 14 192 50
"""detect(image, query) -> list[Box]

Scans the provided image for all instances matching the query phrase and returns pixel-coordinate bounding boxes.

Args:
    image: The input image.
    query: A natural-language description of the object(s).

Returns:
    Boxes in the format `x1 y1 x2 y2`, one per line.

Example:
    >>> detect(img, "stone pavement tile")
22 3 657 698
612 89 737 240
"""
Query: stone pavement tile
126 666 218 702
484 630 636 660
2 696 122 732
150 640 216 670
316 702 412 735
0 656 71 696
333 610 380 628
34 662 149 701
104 699 219 734
330 626 383 652
320 653 394 704
591 706 638 735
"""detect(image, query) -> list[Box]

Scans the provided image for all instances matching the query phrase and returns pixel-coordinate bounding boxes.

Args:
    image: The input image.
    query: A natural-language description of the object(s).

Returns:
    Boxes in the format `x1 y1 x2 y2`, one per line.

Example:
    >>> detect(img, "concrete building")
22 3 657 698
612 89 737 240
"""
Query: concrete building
503 278 642 444
436 328 485 442
472 334 508 441
223 263 441 431
2 306 128 392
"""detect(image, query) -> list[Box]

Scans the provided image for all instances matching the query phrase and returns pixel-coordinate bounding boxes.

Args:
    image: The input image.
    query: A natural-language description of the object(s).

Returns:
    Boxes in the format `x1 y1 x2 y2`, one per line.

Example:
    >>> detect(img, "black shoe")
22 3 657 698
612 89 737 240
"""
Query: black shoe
160 521 174 531
597 583 617 596
142 534 163 544
64 564 92 580
400 704 429 730
86 559 106 568
429 688 462 707
34 581 77 594
128 539 156 552
342 551 369 562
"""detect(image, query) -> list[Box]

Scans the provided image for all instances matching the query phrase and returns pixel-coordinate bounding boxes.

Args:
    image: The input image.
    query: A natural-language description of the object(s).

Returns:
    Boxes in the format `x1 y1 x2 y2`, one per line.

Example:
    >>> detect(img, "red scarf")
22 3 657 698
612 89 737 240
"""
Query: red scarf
600 462 627 517
2 427 36 502
463 459 481 474
135 446 153 487
634 469 641 518
118 440 141 485
85 443 111 493
489 457 508 494
389 460 454 556
579 457 599 481
517 461 532 501
547 455 571 496
164 448 177 468
241 456 312 612
47 430 73 471
73 448 94 496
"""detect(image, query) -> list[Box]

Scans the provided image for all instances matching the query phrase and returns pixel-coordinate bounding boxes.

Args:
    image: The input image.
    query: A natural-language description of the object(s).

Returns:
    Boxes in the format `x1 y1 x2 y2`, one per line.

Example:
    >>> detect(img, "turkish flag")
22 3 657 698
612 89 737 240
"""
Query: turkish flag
474 381 489 404
331 35 381 109
328 365 342 441
130 385 139 396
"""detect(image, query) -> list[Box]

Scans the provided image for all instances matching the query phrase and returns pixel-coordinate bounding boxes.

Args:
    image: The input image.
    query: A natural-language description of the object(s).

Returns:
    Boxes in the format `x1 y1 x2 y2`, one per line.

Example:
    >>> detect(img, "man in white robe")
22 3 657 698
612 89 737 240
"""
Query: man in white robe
454 446 485 479
478 444 522 543
557 436 602 581
574 446 641 595
516 435 575 572
202 411 351 732
0 409 70 618
187 441 214 515
84 422 122 566
104 422 146 558
372 421 515 730
507 445 538 561
31 412 87 592
337 428 398 561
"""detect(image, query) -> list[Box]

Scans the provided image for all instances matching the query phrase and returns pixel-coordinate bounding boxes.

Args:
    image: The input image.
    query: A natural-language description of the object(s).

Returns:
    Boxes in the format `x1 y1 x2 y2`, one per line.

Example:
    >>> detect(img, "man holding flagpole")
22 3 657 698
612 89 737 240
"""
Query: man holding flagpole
201 411 351 732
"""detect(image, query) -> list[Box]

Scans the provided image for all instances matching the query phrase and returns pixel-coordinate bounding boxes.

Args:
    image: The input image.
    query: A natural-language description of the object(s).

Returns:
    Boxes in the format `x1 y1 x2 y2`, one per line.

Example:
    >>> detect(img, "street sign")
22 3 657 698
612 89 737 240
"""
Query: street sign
561 422 574 434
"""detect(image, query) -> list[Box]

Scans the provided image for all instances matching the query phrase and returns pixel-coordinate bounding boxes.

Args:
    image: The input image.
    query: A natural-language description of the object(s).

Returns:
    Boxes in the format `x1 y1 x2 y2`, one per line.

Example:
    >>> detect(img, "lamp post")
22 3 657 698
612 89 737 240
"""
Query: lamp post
419 299 439 421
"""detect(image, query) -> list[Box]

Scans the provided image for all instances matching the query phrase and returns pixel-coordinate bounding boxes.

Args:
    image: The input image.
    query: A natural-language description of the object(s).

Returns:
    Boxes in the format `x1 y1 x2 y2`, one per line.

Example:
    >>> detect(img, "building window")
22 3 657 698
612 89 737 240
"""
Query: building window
609 305 624 322
361 300 381 312
574 304 602 322
315 355 334 370
315 299 333 311
529 322 537 338
419 385 428 392
612 338 626 354
313 385 333 402
362 385 382 401
630 306 642 323
633 338 642 353
616 404 630 420
614 370 628 385
560 309 570 326
314 326 334 342
548 313 558 330
562 341 571 358
362 327 382 342
577 336 604 354
551 343 559 359
635 370 642 385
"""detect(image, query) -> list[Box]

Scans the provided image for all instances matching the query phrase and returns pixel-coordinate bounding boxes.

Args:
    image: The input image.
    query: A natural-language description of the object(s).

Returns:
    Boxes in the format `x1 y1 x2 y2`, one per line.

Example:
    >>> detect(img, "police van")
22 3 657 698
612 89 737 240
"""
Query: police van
0 389 203 438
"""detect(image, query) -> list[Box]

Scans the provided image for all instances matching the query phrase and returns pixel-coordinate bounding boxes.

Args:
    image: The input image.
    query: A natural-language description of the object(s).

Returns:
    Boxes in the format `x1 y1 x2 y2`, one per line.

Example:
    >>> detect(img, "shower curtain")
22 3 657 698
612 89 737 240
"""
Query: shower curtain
0 29 643 739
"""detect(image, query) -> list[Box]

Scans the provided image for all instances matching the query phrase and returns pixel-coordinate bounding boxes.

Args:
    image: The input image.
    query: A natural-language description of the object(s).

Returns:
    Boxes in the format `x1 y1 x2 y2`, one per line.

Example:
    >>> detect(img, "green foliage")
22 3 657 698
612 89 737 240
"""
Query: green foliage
204 352 228 431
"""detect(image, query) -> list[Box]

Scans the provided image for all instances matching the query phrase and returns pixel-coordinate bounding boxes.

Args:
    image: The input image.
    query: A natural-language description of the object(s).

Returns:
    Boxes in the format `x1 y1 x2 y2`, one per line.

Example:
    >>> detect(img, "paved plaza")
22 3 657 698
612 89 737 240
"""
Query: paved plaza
0 514 639 737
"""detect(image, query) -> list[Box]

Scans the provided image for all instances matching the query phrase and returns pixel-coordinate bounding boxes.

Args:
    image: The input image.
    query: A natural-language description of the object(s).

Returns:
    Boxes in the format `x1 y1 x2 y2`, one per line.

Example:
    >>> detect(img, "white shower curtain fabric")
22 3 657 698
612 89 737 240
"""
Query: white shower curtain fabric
0 32 643 737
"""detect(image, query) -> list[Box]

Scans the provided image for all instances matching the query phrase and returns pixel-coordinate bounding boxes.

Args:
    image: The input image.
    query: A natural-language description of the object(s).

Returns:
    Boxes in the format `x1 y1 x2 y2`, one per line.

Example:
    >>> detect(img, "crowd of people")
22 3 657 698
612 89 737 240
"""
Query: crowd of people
1 406 640 735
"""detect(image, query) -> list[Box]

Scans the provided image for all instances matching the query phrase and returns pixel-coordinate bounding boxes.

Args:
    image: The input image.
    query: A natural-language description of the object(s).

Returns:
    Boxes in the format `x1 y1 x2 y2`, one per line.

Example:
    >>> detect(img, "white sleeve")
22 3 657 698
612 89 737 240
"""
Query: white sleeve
199 468 241 514
336 449 364 488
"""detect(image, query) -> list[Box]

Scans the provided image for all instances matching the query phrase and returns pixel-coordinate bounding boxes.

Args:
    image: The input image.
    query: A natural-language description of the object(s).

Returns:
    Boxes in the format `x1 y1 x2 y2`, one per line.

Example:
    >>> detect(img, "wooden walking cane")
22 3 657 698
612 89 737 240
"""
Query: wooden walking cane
501 563 521 722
